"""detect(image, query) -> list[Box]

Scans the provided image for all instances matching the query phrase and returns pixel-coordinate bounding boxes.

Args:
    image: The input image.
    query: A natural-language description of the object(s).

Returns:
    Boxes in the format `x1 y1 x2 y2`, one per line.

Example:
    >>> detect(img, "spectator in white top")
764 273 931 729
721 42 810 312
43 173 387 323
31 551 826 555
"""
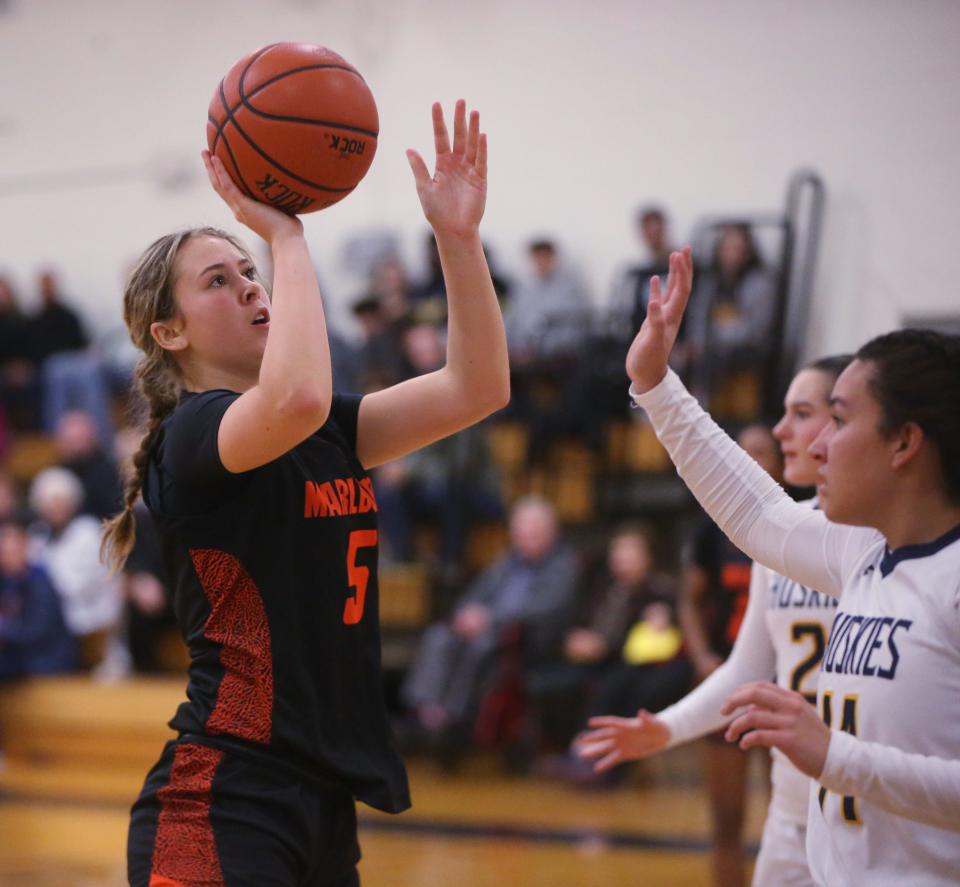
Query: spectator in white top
28 467 122 655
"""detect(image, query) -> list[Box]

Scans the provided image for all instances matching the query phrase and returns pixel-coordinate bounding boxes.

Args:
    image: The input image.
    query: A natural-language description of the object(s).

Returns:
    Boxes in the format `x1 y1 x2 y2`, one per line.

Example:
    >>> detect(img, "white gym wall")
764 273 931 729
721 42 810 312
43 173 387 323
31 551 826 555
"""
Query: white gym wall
1 0 957 357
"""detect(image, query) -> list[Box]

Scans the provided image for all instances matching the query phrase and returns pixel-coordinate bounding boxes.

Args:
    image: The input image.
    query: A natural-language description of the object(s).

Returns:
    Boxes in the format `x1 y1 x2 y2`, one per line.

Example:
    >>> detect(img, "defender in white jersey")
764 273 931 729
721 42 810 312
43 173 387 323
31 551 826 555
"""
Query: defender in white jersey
579 355 850 887
611 248 960 886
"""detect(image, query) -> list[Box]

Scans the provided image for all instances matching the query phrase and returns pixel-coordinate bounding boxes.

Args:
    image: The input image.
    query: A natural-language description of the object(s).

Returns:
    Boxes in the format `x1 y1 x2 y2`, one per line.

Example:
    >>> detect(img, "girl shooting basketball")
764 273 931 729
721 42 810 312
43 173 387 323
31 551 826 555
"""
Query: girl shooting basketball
104 100 509 887
600 249 960 884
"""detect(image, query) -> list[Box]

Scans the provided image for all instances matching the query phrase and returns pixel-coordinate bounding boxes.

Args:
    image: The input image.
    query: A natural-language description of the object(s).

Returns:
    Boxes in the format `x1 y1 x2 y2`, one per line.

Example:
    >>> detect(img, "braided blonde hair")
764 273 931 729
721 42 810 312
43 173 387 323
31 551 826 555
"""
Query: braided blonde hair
101 226 257 570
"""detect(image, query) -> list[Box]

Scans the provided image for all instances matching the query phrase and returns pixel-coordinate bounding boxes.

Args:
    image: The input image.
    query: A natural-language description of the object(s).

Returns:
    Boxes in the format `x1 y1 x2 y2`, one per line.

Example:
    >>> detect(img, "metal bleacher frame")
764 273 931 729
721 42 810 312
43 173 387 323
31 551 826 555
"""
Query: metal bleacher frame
689 169 827 420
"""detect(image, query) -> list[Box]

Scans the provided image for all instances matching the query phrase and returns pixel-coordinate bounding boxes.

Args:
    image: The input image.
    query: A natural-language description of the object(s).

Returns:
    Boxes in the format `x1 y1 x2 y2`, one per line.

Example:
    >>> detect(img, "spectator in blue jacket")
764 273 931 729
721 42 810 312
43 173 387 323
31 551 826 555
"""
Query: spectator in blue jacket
0 521 77 679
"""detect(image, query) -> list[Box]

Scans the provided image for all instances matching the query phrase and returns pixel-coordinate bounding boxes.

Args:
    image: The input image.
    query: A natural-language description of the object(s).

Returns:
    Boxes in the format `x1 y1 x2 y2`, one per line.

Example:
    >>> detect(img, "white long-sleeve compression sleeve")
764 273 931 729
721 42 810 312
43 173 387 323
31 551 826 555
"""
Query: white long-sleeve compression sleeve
630 371 876 599
820 730 960 832
660 561 776 745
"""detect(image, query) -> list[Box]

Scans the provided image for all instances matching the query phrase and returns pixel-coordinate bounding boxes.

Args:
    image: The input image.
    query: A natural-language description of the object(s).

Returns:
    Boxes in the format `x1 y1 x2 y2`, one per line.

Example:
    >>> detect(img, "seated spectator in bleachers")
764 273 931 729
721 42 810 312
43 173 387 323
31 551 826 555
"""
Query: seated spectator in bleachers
0 275 41 432
30 269 88 360
610 206 675 336
372 256 415 325
56 410 122 521
527 525 689 758
569 206 682 448
687 223 778 420
506 240 594 464
27 467 124 674
0 473 22 524
351 295 407 393
409 235 510 324
375 322 503 576
506 239 593 366
401 497 577 761
30 268 115 444
0 520 77 679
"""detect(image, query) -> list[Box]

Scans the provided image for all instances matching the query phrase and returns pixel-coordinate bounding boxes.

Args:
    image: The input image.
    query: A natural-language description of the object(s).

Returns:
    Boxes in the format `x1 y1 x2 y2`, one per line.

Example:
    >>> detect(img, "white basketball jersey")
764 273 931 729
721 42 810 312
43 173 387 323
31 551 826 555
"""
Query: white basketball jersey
806 528 960 887
763 557 838 823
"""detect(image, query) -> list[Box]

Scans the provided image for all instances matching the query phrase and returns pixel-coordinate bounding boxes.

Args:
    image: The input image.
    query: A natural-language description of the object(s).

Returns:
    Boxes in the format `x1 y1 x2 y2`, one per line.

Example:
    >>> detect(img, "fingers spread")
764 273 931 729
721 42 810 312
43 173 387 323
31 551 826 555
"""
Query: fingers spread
432 102 451 156
587 716 631 729
596 751 622 773
477 133 488 180
576 738 614 760
649 275 662 304
406 149 432 190
465 109 480 165
452 98 467 156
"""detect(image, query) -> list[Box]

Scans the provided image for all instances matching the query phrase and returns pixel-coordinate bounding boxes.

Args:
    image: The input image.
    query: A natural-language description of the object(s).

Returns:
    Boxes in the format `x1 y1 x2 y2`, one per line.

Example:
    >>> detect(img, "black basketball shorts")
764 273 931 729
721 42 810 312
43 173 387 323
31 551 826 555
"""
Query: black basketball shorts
128 739 361 887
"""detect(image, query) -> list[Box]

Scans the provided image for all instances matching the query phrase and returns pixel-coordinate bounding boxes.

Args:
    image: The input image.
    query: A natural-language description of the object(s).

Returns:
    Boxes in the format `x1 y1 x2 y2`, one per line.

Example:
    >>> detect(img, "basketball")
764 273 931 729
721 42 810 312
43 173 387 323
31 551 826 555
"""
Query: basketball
207 42 378 215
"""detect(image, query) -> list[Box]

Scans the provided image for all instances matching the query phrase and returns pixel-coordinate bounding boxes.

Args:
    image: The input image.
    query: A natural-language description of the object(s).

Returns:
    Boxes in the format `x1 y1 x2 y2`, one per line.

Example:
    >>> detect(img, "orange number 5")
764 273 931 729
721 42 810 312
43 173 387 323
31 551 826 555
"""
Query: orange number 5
343 529 378 625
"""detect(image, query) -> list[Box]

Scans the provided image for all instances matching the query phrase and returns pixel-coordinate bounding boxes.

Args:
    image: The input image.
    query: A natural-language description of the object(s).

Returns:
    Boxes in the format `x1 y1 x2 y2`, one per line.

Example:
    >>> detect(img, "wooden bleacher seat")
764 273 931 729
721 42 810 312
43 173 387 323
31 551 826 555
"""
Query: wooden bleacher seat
378 563 430 629
625 420 671 473
2 433 61 483
466 522 509 573
0 676 187 773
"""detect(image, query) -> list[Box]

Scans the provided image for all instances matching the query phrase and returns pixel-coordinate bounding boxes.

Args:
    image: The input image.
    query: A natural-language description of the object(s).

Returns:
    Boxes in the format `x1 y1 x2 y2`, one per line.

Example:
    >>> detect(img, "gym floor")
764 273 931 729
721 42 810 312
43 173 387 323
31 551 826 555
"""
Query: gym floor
0 752 767 886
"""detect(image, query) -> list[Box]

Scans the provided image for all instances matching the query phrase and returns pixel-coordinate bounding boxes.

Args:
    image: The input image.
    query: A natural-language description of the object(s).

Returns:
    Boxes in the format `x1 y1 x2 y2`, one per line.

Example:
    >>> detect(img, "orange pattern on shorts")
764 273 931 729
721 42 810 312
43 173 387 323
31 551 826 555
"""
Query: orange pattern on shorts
151 743 225 887
190 548 274 743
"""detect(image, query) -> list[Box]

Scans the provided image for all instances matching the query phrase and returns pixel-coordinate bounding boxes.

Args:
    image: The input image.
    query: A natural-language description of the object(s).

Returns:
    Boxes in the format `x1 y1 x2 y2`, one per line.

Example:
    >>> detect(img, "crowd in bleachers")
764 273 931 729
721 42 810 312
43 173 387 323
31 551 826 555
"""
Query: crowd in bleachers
0 203 791 778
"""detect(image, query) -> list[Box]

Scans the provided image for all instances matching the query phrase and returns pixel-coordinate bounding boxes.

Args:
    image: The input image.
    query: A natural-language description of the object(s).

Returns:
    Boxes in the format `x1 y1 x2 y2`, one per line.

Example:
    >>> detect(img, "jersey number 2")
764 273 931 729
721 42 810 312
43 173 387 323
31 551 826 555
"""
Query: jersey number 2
343 529 378 625
790 622 826 704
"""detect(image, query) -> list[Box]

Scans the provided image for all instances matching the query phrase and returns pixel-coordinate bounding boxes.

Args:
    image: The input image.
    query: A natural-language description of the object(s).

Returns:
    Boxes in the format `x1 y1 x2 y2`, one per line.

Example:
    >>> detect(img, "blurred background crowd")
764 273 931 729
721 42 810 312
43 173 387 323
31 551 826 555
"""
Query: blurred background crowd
0 199 809 782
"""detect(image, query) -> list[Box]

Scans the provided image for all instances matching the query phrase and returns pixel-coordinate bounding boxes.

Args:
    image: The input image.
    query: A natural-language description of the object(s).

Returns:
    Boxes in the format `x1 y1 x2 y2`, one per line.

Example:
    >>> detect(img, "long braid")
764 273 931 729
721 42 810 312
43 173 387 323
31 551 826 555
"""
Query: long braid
100 225 254 570
101 353 179 569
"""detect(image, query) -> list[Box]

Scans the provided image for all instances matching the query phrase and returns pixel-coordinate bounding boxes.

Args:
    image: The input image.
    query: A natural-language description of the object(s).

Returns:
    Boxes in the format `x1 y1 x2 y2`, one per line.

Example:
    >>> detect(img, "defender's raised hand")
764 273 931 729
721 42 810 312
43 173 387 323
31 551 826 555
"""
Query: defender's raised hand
407 100 487 239
626 246 694 393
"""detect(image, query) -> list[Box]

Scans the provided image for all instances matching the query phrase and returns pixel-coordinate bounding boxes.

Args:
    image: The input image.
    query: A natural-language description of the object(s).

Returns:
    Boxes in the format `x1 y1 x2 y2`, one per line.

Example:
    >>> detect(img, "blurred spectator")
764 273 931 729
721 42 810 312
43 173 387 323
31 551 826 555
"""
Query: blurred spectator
375 323 502 575
506 240 594 465
408 235 448 325
528 525 688 754
350 273 409 393
0 473 22 523
328 325 361 395
610 206 676 335
409 235 510 326
0 521 77 679
30 269 88 361
506 240 593 363
680 422 783 681
30 269 115 442
28 467 124 673
401 497 577 760
56 410 123 520
687 224 778 419
373 256 415 325
0 275 41 431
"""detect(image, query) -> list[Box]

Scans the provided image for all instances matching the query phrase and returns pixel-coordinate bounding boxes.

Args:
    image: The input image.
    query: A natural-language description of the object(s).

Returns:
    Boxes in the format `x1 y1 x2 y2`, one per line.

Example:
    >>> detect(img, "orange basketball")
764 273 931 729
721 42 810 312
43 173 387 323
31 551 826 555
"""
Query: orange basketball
207 43 378 215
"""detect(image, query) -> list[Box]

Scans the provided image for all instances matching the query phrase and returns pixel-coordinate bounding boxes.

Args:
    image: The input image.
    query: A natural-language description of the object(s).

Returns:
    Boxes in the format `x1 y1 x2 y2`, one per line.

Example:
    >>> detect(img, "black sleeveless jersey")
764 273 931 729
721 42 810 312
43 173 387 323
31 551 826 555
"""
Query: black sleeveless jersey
143 390 410 813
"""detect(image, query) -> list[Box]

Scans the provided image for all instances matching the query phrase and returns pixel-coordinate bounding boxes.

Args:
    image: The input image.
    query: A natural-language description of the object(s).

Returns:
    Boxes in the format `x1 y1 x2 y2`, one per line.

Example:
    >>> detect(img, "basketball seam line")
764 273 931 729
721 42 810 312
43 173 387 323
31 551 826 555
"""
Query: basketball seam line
209 47 372 196
209 42 275 182
236 64 379 139
216 81 258 200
